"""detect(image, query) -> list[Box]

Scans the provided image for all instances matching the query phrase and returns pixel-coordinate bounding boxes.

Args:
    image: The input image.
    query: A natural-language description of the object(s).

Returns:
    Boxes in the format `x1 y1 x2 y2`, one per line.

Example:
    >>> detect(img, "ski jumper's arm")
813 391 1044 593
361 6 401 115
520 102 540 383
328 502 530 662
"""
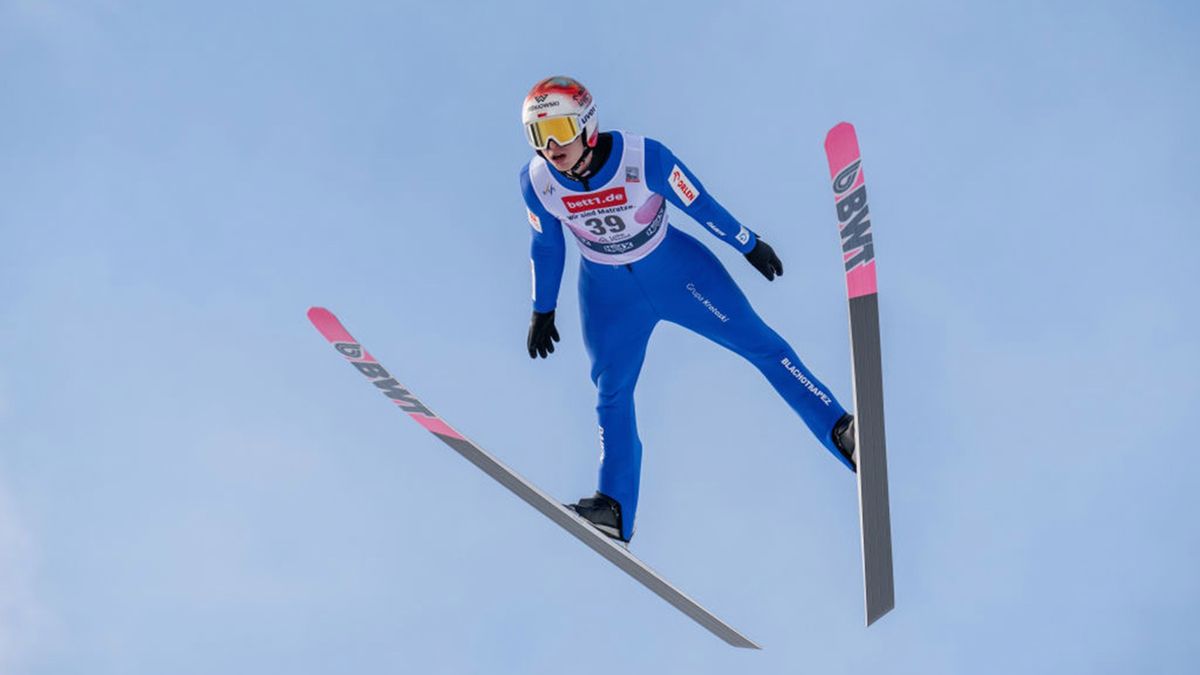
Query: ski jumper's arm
644 138 758 254
520 164 566 312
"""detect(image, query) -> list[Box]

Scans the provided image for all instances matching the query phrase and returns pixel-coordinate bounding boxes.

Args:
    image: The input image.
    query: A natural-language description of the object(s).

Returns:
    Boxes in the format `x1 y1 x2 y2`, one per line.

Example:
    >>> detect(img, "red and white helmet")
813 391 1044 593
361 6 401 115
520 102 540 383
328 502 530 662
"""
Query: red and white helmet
521 76 599 151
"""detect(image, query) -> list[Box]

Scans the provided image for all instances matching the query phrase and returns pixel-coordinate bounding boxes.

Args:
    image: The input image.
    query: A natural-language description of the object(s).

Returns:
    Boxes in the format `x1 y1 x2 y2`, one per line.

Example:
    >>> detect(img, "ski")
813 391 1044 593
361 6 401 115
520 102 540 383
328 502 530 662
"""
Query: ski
306 307 760 649
824 123 895 626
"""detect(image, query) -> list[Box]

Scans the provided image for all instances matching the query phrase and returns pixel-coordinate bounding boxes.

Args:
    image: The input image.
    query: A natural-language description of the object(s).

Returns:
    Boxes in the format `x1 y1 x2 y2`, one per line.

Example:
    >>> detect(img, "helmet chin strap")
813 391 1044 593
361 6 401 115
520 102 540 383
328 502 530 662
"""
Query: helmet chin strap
565 144 594 179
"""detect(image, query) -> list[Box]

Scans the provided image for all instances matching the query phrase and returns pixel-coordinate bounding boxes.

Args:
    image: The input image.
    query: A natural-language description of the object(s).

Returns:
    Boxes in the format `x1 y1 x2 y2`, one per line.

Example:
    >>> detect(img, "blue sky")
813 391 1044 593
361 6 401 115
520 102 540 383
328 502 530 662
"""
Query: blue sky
2 1 1198 673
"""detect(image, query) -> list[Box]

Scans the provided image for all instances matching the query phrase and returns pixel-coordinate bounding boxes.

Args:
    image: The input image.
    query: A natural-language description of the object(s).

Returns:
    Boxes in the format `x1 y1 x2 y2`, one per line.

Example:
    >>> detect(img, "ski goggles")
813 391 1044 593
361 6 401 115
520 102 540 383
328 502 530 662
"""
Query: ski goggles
525 115 582 150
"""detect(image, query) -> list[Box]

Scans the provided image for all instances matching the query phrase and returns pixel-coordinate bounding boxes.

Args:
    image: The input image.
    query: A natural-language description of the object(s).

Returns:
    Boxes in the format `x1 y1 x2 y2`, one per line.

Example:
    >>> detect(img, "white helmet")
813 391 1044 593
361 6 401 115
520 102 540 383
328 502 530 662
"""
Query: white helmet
521 76 599 151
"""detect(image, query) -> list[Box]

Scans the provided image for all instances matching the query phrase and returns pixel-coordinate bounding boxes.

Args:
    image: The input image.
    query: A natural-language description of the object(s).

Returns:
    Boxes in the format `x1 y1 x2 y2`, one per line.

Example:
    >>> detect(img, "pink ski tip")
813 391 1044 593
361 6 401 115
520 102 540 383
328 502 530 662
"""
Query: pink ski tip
307 306 357 344
824 122 862 179
825 121 855 138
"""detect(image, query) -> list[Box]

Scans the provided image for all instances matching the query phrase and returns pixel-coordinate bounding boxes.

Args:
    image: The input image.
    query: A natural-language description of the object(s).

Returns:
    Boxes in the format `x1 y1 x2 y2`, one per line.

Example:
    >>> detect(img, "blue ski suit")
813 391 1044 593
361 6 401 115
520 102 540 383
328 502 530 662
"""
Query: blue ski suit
520 131 848 540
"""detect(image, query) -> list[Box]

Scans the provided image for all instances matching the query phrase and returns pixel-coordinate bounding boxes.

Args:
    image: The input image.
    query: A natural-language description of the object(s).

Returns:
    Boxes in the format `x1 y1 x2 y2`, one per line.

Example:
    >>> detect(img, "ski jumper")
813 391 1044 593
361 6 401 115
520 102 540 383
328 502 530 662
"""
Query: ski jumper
520 131 849 540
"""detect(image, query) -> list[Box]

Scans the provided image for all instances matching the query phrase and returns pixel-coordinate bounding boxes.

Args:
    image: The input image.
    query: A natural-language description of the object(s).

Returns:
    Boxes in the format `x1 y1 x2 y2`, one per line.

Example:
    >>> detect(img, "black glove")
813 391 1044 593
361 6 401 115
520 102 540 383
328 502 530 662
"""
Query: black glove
745 238 784 281
527 310 560 359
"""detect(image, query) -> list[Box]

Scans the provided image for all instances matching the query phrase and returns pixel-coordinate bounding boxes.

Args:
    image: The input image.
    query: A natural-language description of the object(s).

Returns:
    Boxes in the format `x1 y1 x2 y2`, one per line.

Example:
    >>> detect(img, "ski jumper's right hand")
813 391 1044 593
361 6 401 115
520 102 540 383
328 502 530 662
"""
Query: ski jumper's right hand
744 238 784 281
527 310 560 358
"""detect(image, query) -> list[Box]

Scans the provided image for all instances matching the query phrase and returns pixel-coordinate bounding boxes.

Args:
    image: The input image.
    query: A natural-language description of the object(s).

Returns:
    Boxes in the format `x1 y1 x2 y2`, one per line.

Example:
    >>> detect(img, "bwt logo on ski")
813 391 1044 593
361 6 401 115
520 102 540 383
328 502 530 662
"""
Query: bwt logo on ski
833 160 862 196
335 342 363 359
334 342 434 417
833 160 874 272
562 187 627 214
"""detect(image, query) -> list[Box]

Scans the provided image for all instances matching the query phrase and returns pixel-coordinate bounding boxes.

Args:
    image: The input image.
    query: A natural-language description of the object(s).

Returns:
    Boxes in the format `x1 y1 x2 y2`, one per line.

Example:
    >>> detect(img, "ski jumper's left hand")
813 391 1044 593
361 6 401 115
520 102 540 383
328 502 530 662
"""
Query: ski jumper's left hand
744 239 784 281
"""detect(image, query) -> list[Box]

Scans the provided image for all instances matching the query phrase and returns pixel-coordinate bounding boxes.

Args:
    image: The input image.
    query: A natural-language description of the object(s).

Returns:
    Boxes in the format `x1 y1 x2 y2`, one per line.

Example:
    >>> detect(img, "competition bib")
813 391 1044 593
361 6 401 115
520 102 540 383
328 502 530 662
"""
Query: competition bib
529 132 669 265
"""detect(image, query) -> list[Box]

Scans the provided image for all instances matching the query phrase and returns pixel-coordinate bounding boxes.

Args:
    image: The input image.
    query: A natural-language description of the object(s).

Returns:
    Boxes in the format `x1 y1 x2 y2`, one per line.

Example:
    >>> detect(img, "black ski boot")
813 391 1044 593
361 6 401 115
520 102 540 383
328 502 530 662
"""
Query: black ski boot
832 413 858 471
566 492 627 543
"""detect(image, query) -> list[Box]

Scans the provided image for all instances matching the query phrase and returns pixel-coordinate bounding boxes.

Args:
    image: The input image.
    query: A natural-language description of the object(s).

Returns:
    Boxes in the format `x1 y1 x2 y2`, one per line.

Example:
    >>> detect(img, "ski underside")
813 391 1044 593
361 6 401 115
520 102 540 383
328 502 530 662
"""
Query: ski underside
306 307 760 649
824 122 896 625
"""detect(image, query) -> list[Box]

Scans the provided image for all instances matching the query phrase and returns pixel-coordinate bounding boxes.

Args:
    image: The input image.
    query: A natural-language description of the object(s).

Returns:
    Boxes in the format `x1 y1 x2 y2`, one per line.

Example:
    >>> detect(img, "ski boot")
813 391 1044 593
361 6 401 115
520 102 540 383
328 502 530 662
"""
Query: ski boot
832 413 858 471
566 492 628 545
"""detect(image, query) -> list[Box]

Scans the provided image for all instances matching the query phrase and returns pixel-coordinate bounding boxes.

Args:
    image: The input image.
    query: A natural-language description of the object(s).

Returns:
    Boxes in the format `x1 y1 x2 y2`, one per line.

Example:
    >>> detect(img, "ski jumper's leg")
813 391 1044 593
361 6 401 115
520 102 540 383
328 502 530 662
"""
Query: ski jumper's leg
579 259 659 540
647 228 849 464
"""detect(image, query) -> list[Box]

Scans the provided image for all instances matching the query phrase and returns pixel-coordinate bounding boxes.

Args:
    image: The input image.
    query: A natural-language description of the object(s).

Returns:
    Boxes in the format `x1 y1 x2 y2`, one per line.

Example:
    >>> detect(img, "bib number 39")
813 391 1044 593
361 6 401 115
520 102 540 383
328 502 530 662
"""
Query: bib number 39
585 215 626 236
